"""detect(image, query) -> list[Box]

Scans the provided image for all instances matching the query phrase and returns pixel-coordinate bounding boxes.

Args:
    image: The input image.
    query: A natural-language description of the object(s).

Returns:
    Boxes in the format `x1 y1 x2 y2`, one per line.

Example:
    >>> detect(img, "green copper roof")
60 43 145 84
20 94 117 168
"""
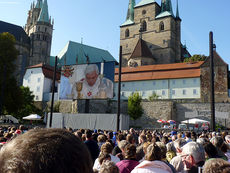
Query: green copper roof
121 19 135 27
135 0 156 8
38 0 49 23
155 11 174 19
156 0 174 19
121 0 135 27
35 0 42 9
57 41 116 65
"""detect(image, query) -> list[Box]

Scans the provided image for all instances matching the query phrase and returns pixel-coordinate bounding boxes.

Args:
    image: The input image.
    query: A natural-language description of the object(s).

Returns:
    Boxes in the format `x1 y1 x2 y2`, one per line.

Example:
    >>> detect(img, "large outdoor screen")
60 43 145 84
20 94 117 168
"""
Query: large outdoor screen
59 64 113 99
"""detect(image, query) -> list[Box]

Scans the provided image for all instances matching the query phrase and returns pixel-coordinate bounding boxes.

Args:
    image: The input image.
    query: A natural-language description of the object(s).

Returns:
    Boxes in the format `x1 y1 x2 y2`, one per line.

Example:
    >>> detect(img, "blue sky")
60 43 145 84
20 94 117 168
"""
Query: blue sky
0 0 230 65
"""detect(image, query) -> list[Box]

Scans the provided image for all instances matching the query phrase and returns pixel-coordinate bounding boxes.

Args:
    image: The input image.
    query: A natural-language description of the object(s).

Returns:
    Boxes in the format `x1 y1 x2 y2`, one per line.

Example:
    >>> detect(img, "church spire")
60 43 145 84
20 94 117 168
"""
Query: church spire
126 0 135 21
161 0 173 14
176 0 180 19
35 0 42 9
37 0 50 23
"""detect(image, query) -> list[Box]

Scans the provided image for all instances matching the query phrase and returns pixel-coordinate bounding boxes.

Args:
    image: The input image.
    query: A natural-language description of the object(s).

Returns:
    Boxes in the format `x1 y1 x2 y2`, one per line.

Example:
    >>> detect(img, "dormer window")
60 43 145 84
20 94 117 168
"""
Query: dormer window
125 29 130 38
160 21 164 31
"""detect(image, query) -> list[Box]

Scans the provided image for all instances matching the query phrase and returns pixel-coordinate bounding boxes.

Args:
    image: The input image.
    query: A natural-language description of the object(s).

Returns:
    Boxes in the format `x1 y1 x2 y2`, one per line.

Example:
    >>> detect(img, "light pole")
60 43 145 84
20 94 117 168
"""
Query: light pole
209 31 215 131
49 56 58 128
117 46 122 131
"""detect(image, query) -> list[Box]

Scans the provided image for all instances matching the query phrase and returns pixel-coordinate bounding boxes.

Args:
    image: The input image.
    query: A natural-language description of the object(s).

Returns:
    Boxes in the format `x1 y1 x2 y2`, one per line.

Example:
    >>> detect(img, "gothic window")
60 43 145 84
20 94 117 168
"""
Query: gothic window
125 29 129 38
160 21 164 31
36 34 40 40
45 27 47 32
38 26 40 31
142 20 147 32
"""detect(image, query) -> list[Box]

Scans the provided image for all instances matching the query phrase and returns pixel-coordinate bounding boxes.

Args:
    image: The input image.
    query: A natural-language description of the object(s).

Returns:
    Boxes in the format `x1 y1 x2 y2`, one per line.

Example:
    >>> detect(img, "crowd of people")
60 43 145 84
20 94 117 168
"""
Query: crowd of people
1 125 230 173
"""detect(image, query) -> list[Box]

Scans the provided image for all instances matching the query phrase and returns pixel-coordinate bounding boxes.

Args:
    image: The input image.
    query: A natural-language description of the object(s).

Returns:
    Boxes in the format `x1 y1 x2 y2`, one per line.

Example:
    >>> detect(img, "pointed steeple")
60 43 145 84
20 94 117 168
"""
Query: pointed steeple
155 0 174 19
176 0 180 19
130 38 153 59
37 0 50 23
126 0 135 21
121 0 135 26
35 0 42 9
161 0 173 13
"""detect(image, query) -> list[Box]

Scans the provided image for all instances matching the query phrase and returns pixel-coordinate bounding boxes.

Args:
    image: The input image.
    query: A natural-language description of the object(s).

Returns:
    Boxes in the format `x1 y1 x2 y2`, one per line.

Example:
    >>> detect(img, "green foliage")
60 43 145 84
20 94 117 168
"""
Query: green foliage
0 32 20 115
128 92 143 120
0 33 40 119
148 92 159 101
16 86 41 120
53 101 61 112
183 54 207 63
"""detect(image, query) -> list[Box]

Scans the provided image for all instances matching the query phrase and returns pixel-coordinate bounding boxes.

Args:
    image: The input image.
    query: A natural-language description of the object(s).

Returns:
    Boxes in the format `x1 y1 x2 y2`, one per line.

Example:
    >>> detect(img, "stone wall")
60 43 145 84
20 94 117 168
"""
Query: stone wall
56 100 230 129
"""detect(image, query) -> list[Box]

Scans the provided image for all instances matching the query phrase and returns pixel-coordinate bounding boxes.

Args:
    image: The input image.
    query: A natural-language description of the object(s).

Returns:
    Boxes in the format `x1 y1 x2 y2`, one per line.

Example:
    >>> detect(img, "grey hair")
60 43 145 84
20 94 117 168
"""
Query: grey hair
182 142 205 163
174 138 187 150
118 140 129 150
85 64 99 75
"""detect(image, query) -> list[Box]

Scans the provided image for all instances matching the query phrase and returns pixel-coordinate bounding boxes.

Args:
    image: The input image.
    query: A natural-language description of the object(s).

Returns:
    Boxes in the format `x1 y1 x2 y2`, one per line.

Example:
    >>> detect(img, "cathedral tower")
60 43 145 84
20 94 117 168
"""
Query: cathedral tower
25 0 53 66
120 0 182 67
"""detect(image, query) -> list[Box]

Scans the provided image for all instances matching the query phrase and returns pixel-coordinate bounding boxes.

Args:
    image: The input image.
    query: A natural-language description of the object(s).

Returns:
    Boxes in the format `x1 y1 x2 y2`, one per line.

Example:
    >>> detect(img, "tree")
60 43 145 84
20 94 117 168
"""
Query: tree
0 32 19 115
128 92 143 120
183 54 207 63
16 86 41 120
148 92 159 101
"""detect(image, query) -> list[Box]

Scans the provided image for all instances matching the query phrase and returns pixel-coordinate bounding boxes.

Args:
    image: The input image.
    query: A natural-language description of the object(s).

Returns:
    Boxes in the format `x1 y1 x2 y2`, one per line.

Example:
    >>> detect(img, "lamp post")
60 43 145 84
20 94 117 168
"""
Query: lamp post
49 56 57 128
117 46 122 131
209 32 215 131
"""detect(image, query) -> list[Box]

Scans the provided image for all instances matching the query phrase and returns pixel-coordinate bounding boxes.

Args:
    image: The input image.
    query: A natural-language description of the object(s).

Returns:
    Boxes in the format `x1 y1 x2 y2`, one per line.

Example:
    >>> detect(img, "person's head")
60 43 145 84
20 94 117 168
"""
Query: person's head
138 134 147 144
145 143 162 161
98 152 111 165
185 131 191 138
85 64 99 86
225 135 230 144
99 160 119 173
212 136 224 149
97 134 106 143
126 134 135 144
85 129 92 139
74 130 82 140
101 142 113 154
118 140 129 153
142 142 151 154
204 142 218 159
0 128 93 173
155 142 167 159
203 158 230 173
124 144 136 159
181 142 205 168
174 138 187 153
116 133 125 143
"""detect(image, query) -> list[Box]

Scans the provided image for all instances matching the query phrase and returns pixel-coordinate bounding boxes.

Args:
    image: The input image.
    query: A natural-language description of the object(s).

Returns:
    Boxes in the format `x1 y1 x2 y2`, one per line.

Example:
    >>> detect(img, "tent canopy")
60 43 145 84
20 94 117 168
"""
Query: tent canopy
181 118 209 124
0 115 19 123
23 114 41 121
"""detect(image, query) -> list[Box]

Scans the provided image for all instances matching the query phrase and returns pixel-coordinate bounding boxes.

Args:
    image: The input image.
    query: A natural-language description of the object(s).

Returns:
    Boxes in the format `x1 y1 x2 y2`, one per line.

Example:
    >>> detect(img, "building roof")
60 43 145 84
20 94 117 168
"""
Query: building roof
0 20 30 44
130 39 154 59
156 0 174 19
38 0 50 23
114 61 204 82
57 41 117 65
121 0 135 27
27 63 60 80
135 0 156 8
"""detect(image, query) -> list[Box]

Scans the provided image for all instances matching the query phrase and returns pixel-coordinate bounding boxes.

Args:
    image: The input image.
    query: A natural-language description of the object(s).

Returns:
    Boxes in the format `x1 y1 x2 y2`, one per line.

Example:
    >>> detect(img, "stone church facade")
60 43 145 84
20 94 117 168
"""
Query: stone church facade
0 0 53 85
25 0 53 66
120 0 189 67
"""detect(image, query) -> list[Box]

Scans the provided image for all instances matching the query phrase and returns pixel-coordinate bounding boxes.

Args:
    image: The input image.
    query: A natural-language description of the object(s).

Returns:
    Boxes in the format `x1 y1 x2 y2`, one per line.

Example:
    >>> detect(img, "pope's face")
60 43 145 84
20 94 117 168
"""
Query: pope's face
86 71 98 87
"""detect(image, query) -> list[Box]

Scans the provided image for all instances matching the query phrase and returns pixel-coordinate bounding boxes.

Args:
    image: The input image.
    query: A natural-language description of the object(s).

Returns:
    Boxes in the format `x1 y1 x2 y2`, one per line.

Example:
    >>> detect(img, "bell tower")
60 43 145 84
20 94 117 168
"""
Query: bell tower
25 0 53 66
